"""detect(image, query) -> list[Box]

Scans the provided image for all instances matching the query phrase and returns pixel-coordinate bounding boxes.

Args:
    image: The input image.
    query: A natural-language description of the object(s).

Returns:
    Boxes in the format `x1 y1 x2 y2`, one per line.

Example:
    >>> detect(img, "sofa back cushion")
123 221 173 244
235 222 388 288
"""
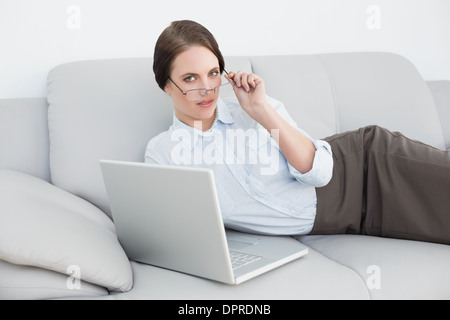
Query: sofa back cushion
0 98 50 181
251 55 339 139
47 58 172 216
317 52 444 148
251 53 445 149
428 80 450 150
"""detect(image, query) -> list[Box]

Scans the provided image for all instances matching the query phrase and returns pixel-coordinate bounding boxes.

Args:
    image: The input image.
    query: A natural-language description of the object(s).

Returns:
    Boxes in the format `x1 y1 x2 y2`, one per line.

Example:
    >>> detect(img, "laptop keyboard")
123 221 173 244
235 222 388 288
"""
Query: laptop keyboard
229 251 262 270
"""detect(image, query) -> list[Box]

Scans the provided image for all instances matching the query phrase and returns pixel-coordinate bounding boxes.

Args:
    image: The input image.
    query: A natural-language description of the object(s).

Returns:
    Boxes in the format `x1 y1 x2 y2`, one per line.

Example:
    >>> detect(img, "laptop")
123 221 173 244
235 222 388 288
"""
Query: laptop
99 160 308 285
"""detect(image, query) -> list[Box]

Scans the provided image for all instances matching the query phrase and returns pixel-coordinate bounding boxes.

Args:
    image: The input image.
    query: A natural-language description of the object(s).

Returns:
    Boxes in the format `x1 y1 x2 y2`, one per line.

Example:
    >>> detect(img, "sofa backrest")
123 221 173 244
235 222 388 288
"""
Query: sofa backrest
0 98 50 181
428 80 450 150
251 52 445 147
46 53 445 218
47 58 171 216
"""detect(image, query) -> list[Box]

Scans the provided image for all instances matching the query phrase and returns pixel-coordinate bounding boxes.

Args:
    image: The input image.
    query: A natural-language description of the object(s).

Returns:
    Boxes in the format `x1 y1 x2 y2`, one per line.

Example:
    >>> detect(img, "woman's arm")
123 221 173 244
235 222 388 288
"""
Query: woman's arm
225 71 316 174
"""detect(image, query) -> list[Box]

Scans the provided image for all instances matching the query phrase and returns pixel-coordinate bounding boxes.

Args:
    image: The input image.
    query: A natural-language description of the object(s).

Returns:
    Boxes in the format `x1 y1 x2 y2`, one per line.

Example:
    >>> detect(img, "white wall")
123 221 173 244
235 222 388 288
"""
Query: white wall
1 0 450 99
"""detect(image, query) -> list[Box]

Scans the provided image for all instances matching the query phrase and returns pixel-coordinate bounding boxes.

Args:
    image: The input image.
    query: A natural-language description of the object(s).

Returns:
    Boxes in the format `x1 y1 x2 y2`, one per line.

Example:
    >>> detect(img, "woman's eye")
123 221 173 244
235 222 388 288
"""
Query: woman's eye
184 76 195 82
210 71 219 77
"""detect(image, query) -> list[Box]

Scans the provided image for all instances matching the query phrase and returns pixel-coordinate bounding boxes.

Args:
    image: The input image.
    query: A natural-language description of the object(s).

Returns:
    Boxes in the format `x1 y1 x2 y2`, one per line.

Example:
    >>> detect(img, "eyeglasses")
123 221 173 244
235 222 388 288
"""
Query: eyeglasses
168 70 232 101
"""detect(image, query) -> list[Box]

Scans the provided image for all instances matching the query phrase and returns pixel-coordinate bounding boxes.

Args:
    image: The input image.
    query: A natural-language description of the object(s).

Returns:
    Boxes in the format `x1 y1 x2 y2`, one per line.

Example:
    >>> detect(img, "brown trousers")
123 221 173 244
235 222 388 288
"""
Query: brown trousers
311 125 450 245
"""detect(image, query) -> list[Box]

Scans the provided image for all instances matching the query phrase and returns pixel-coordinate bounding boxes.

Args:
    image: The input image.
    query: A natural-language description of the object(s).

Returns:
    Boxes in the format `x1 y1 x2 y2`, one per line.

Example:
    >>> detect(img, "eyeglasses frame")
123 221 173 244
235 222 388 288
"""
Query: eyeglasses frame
168 70 234 100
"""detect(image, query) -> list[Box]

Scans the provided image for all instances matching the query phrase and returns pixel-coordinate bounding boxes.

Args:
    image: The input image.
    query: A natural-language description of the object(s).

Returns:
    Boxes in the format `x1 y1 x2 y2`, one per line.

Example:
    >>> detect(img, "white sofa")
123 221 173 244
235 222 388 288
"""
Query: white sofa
1 52 450 300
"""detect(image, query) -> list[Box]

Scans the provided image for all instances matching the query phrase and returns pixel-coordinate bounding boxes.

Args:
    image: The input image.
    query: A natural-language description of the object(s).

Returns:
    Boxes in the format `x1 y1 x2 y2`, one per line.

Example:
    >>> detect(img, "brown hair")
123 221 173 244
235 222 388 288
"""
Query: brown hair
153 20 225 90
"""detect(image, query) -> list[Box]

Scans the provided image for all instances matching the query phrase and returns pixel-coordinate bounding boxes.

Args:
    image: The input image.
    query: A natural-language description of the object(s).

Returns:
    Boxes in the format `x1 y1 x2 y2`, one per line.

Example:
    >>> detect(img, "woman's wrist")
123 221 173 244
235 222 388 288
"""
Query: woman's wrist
251 102 279 130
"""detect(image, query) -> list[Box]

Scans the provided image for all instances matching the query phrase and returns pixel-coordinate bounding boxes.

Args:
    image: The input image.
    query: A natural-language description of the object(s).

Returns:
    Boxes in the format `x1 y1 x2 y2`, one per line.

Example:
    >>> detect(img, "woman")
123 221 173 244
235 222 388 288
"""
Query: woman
146 20 450 245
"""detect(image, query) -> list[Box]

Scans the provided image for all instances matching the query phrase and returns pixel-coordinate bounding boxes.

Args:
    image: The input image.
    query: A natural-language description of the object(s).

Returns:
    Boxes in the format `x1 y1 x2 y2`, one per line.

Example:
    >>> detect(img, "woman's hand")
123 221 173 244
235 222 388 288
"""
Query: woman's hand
225 71 270 122
225 71 316 174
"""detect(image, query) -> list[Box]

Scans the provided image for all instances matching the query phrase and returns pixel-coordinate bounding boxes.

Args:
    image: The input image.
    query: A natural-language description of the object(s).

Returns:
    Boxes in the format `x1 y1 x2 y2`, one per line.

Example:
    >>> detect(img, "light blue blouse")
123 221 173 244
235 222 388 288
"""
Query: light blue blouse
145 96 333 235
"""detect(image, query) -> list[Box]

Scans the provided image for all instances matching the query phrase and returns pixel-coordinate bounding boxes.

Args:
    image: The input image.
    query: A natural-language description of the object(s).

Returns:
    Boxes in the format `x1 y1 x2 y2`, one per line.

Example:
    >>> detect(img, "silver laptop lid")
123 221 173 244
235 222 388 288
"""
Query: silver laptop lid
100 160 235 284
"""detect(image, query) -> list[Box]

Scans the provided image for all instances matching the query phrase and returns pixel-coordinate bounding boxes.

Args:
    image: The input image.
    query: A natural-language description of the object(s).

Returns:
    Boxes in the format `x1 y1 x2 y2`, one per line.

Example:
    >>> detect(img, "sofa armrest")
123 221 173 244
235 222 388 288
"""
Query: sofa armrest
427 80 450 150
0 98 50 181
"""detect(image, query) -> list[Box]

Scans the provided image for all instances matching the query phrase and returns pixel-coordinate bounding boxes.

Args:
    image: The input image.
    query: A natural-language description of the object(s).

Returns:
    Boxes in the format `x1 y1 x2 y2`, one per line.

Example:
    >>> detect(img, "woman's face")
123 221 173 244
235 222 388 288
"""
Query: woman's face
165 45 222 130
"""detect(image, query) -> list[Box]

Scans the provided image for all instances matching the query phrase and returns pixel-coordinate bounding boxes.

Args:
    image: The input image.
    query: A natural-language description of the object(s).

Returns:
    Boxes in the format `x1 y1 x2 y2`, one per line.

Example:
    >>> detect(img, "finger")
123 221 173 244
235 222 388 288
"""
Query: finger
234 71 259 92
224 73 232 85
248 73 257 88
225 71 235 79
235 71 251 92
241 73 250 92
225 72 239 92
234 71 243 88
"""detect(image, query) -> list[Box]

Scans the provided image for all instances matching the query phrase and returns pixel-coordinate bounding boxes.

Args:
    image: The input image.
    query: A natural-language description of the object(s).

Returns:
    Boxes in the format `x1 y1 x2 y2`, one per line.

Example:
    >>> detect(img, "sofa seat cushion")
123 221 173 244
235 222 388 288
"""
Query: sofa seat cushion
0 260 108 300
0 170 132 293
296 234 450 299
109 248 371 300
